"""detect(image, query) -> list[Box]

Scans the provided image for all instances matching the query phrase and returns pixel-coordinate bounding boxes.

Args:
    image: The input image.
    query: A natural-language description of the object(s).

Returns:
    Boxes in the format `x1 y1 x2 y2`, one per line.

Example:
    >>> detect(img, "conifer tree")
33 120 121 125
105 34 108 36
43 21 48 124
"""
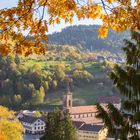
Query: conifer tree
40 108 77 140
63 111 77 140
96 30 140 140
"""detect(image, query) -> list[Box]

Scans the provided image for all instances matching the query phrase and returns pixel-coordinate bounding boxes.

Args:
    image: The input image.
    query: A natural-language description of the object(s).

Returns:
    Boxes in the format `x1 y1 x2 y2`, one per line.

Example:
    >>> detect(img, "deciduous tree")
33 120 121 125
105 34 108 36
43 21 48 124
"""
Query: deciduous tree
0 106 23 140
31 86 45 105
0 0 139 55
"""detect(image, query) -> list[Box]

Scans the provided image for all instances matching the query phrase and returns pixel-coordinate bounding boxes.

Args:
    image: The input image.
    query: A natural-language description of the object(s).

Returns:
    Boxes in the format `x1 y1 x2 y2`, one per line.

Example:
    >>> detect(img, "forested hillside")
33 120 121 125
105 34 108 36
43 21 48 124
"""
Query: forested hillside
48 25 130 53
0 44 119 110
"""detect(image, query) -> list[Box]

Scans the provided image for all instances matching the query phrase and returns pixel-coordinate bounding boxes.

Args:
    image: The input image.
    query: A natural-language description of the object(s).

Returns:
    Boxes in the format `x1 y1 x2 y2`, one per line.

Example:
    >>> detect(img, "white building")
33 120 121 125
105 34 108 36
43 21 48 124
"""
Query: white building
18 114 47 134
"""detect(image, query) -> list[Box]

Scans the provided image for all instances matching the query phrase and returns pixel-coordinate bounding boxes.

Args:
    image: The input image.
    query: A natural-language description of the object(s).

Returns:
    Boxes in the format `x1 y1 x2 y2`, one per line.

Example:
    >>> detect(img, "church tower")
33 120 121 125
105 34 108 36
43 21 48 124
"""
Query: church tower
63 82 73 111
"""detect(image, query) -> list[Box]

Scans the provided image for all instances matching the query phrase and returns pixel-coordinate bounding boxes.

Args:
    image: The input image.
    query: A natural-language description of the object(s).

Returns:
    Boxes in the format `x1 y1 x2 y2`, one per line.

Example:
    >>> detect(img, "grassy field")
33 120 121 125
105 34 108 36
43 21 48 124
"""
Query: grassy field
22 59 46 68
22 59 70 69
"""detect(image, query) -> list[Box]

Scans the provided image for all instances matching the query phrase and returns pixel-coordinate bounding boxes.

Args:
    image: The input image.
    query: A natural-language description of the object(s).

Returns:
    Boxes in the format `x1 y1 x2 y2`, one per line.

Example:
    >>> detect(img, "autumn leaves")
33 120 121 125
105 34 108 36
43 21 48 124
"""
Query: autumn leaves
0 0 139 55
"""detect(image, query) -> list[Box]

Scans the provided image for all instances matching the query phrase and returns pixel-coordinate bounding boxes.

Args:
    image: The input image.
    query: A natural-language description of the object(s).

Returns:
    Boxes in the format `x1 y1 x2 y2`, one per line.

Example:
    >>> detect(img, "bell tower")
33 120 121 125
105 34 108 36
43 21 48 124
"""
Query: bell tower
63 82 73 111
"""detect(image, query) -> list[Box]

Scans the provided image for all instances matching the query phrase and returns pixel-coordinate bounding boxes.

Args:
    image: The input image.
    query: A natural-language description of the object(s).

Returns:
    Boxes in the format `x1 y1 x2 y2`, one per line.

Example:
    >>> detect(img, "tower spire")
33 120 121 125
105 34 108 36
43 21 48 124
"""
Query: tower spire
65 75 73 94
63 77 73 110
66 80 71 93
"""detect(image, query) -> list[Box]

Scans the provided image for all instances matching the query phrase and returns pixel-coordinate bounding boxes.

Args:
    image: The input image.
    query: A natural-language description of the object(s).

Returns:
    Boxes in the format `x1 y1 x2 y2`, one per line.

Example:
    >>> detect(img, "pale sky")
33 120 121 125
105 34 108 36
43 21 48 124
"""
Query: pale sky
0 0 102 34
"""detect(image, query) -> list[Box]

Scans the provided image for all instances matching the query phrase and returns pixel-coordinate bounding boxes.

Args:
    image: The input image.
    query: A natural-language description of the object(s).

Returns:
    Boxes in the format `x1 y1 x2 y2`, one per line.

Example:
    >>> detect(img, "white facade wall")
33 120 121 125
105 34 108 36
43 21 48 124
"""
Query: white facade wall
23 119 46 134
70 112 96 119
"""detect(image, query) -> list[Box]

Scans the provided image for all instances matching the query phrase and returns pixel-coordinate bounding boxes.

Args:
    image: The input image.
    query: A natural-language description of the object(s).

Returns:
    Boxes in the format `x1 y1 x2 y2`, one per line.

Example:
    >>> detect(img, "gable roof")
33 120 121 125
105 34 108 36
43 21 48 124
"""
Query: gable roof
69 105 97 114
72 116 102 124
19 114 47 124
79 124 103 132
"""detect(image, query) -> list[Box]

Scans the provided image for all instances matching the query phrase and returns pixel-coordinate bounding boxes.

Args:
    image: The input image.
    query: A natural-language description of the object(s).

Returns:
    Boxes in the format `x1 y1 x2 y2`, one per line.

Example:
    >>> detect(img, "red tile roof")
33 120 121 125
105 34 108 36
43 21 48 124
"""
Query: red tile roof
72 117 102 124
69 105 97 114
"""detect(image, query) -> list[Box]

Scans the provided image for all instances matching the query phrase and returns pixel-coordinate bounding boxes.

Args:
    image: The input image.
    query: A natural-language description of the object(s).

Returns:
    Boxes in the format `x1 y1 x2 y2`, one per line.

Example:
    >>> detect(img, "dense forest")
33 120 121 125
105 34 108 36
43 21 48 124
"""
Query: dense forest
0 44 119 110
48 25 130 53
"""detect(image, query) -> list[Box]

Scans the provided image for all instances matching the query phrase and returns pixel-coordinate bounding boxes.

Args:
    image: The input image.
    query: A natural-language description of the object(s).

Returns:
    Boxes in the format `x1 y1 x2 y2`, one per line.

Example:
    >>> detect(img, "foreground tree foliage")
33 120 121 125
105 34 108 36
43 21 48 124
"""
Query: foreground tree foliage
40 108 77 140
96 30 140 139
0 106 23 140
0 0 139 55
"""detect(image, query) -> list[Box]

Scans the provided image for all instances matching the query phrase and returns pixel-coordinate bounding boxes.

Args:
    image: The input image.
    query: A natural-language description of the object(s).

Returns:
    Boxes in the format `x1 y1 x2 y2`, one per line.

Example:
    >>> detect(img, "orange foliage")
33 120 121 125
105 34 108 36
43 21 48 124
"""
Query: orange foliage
0 130 7 140
98 26 108 39
0 0 139 55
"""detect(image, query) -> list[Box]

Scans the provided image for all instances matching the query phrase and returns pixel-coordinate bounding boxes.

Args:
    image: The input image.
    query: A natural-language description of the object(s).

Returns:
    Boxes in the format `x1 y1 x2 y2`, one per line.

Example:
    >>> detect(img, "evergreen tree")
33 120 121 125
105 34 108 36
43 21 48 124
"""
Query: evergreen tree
63 111 77 140
40 108 77 140
96 31 140 140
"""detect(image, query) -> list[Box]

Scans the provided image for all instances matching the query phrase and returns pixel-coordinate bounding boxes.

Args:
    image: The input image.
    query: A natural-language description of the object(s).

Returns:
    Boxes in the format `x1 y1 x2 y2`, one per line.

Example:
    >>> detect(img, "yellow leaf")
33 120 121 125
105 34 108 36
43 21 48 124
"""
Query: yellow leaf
98 26 108 39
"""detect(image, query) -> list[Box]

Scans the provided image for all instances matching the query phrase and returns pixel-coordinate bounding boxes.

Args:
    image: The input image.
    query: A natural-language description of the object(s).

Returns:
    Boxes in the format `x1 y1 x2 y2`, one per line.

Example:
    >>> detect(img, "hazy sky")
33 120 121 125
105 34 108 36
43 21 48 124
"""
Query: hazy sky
0 1 102 34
